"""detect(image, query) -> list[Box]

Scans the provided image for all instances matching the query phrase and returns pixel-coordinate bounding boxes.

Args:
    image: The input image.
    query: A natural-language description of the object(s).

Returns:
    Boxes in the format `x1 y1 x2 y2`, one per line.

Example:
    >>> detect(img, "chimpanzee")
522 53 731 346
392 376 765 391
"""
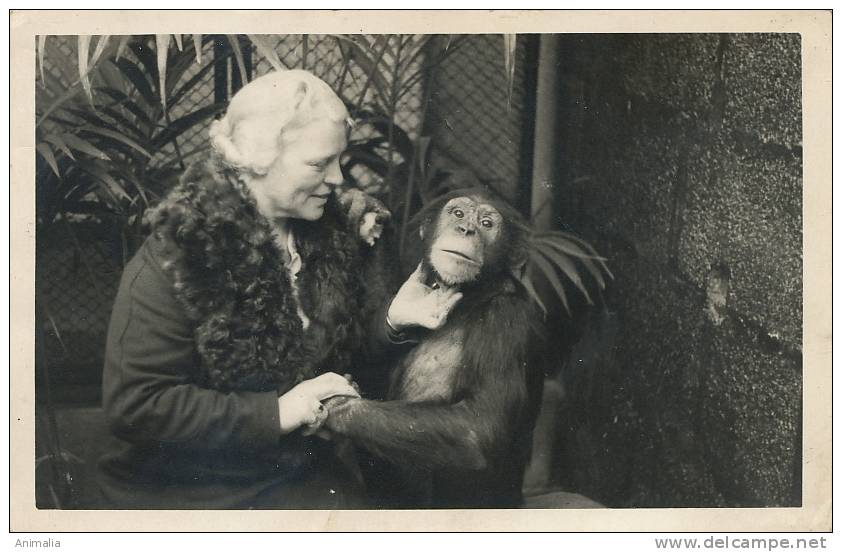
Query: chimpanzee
324 188 544 508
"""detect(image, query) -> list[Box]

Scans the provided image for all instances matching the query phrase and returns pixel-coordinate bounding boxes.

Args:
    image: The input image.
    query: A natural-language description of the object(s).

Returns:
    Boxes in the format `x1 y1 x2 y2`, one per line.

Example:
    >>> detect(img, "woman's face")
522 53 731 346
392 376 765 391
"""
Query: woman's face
246 118 347 222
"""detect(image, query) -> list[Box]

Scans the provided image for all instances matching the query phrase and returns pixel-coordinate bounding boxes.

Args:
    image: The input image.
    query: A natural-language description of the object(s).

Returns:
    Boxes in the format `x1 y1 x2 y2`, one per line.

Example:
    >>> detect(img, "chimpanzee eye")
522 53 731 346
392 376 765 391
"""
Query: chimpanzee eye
453 209 464 218
481 219 494 228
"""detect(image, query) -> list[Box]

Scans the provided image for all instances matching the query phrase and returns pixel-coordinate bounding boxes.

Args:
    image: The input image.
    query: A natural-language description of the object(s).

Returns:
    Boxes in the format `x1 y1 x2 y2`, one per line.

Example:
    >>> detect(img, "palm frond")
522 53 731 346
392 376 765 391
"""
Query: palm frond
227 34 250 86
520 231 614 316
247 34 283 71
192 34 202 63
155 34 170 109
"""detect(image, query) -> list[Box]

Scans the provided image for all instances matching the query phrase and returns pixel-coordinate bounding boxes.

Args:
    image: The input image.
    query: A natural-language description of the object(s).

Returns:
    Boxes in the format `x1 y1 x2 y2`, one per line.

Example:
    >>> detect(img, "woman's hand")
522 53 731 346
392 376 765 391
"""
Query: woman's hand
387 262 463 332
278 372 359 434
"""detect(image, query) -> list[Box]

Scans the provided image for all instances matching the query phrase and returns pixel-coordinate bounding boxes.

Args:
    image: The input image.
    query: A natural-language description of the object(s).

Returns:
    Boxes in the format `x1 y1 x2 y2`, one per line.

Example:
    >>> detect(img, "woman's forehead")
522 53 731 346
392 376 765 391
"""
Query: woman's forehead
282 119 347 156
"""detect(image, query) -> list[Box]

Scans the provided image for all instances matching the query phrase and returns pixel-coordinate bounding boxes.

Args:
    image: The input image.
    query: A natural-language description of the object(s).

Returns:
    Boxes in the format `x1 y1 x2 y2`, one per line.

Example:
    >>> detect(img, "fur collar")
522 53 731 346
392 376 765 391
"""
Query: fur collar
146 154 366 394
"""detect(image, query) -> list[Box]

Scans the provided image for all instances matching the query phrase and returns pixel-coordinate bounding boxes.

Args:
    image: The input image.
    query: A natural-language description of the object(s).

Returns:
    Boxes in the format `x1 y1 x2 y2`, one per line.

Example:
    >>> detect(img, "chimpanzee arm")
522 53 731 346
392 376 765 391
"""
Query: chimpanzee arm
327 291 536 471
325 396 499 471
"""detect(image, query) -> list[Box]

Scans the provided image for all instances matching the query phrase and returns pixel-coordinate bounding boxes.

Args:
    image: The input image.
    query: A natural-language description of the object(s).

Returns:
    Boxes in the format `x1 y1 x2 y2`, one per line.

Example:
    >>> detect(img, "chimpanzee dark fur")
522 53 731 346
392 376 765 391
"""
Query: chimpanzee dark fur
326 188 545 508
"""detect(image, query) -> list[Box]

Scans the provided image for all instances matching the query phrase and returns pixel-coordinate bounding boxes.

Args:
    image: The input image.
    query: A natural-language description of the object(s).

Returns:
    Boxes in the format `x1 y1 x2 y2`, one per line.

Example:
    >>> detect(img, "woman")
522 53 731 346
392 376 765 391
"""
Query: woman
97 70 461 509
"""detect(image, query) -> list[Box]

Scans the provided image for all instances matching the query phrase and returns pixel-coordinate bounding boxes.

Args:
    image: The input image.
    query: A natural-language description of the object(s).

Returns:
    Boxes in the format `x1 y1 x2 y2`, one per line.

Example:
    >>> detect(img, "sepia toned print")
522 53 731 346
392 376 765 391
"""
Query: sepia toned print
11 10 831 532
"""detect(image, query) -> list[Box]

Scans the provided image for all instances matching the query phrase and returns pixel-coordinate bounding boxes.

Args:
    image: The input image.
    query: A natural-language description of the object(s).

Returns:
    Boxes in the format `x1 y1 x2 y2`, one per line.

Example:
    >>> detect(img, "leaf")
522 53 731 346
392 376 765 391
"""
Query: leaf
115 166 150 205
155 34 170 109
113 58 157 107
114 35 131 61
173 34 183 51
331 34 389 107
78 36 93 101
152 103 227 148
529 249 571 315
349 136 389 147
535 244 594 305
63 105 108 126
342 144 390 176
169 57 217 107
535 235 608 289
247 34 283 71
98 57 127 91
79 125 153 158
40 302 68 354
95 105 146 141
536 236 606 290
37 35 47 86
519 271 548 316
416 136 431 178
90 35 110 67
81 163 132 202
164 42 202 98
128 37 160 81
547 230 615 279
43 133 75 160
36 143 61 177
399 35 466 97
353 108 415 159
97 86 155 128
192 34 202 63
535 233 607 260
226 34 249 85
62 133 110 160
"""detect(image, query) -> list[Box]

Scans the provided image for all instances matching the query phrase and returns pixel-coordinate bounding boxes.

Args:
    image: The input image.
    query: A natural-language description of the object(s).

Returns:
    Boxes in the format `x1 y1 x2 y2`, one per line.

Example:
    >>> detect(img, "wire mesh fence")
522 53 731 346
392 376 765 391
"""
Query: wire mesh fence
36 33 530 396
425 34 530 202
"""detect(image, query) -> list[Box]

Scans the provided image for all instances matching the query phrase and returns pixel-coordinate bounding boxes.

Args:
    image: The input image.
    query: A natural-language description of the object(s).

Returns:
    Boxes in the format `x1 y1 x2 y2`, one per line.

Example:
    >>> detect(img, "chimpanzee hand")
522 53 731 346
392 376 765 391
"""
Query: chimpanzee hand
301 374 360 436
387 262 463 332
321 394 362 433
336 188 391 246
278 372 359 435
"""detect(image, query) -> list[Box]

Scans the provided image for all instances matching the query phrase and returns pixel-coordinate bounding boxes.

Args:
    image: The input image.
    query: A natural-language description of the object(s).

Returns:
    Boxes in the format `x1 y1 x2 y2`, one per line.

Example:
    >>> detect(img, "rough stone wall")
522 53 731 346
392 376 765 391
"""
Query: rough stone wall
552 34 802 507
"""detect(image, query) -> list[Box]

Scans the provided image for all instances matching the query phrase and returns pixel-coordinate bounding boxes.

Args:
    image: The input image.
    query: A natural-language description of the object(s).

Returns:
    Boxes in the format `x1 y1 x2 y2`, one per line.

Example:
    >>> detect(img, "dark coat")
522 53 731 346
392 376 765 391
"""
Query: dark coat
98 235 366 509
97 157 395 509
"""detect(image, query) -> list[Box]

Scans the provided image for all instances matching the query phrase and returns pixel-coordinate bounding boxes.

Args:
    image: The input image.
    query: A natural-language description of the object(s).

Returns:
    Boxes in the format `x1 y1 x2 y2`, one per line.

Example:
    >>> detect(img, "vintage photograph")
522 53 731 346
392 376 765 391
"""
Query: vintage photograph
12 10 831 532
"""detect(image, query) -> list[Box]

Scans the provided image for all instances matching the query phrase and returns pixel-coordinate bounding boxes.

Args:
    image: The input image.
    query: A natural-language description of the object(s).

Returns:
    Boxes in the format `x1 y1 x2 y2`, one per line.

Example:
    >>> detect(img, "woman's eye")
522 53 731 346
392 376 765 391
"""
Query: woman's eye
453 209 464 218
309 160 328 170
481 219 494 228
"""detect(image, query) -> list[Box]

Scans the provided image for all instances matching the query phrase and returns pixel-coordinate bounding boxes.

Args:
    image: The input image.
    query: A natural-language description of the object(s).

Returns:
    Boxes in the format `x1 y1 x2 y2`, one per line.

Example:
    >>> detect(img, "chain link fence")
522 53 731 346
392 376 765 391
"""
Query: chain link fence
426 34 530 203
37 34 530 398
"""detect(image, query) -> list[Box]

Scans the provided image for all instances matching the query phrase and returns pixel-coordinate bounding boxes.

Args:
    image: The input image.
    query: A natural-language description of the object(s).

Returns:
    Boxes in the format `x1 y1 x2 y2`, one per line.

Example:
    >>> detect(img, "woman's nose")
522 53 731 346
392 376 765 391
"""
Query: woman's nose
324 159 344 186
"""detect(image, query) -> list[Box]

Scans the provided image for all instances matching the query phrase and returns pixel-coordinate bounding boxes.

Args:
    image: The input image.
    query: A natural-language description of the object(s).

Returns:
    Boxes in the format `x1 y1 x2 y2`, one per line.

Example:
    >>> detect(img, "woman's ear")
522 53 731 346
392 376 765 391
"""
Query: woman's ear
293 81 308 110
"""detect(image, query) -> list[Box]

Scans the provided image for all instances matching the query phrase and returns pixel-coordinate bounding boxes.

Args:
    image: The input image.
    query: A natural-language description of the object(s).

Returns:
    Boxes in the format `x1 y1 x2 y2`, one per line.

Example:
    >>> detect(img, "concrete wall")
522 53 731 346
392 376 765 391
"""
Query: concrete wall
551 34 802 507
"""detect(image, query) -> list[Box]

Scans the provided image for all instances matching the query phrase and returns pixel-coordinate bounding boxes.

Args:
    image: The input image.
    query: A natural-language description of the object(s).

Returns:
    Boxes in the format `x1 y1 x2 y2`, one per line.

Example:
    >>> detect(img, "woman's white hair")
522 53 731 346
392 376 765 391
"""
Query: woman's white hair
209 69 352 176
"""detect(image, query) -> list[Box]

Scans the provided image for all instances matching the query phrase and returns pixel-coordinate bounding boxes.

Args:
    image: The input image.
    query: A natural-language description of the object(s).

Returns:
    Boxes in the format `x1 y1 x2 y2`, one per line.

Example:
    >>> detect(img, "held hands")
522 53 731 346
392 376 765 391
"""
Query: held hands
277 372 359 435
387 262 463 332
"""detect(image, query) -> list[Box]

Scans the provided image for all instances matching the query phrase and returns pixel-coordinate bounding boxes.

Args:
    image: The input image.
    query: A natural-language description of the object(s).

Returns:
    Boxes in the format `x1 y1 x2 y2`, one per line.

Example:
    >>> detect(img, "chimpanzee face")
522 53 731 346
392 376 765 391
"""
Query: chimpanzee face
426 196 504 286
